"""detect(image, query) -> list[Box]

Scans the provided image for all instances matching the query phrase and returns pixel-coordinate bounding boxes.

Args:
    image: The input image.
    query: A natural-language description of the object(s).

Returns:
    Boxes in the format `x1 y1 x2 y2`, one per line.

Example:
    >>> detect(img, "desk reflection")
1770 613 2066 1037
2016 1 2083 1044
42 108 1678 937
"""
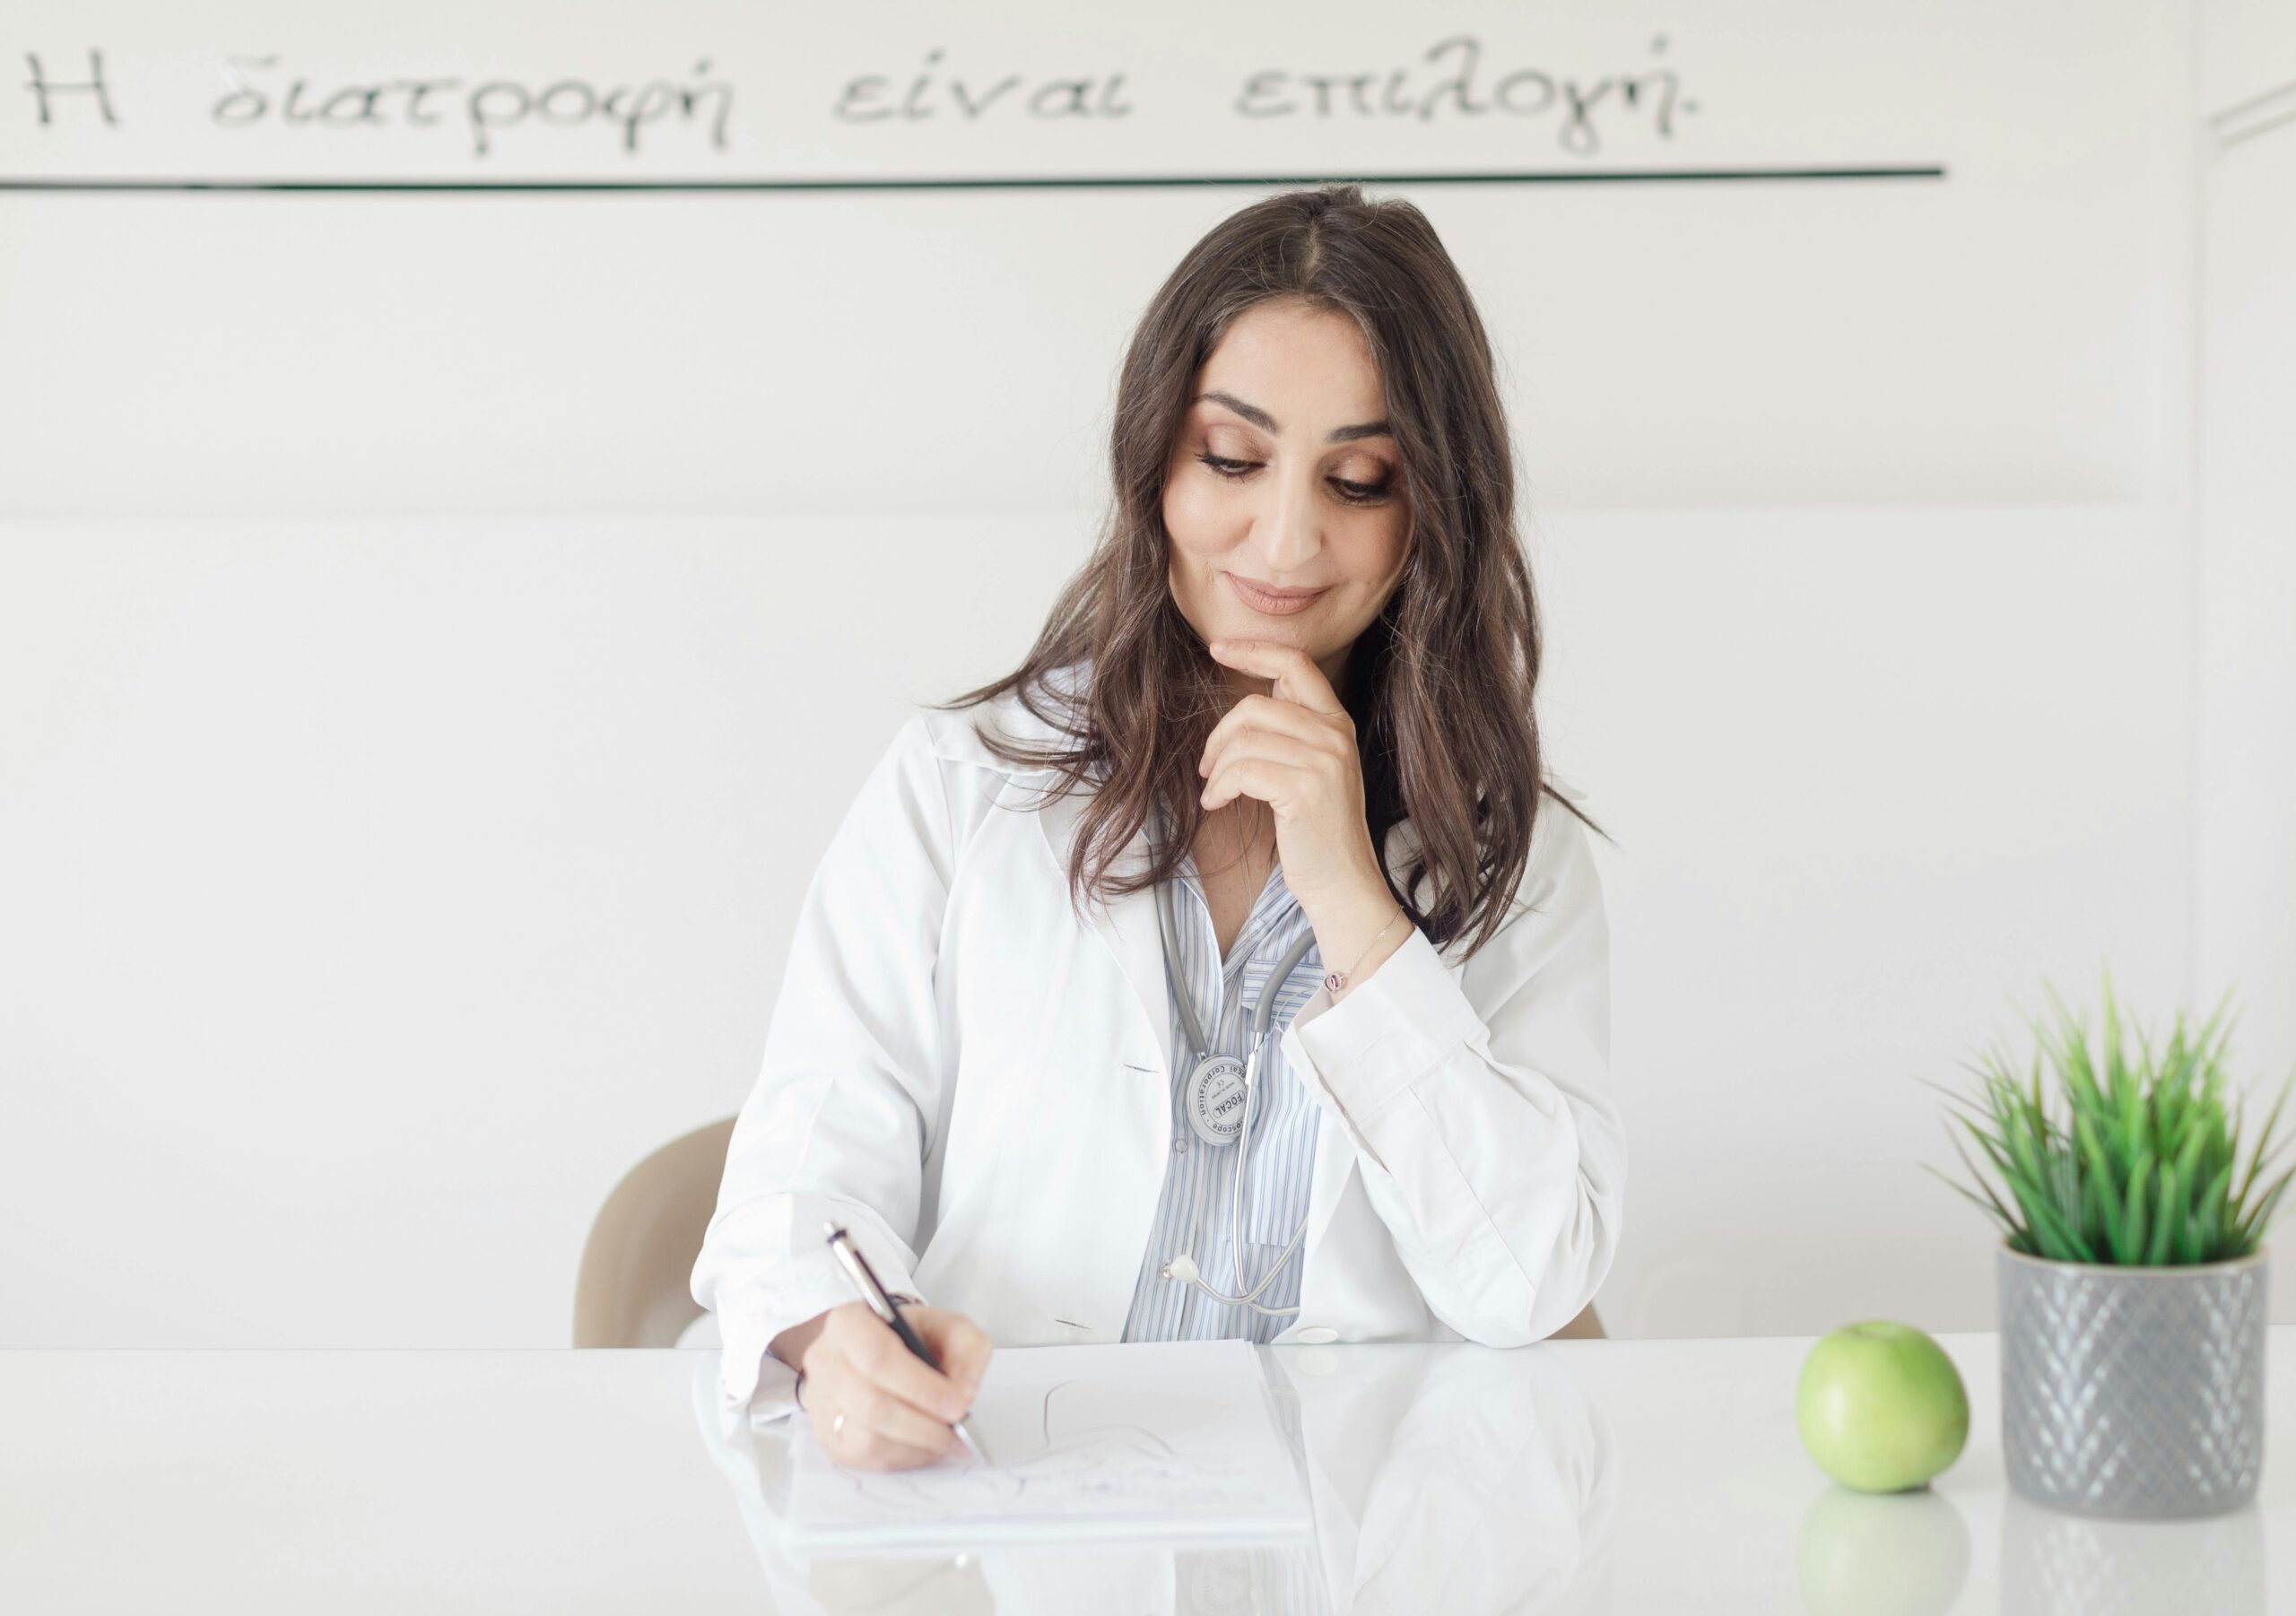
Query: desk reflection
691 1342 1620 1614
1997 1490 2264 1616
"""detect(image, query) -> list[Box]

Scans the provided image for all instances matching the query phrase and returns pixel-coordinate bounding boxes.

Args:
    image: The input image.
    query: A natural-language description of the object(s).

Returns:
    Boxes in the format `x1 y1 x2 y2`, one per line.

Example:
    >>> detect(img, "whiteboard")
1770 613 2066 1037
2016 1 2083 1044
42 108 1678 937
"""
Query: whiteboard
0 0 2189 513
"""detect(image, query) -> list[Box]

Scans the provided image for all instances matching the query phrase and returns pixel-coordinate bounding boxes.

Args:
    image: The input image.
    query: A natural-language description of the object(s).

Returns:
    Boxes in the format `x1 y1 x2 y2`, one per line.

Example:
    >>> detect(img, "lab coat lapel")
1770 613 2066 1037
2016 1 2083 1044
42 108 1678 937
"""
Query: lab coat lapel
1263 1088 1360 1342
1305 1106 1352 1241
1294 815 1425 1308
1035 776 1173 1081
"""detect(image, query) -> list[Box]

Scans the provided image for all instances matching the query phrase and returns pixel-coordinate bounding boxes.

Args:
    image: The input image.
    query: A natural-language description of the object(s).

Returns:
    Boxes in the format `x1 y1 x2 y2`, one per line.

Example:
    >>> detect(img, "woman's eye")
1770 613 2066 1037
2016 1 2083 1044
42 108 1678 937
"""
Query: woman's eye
1195 452 1392 507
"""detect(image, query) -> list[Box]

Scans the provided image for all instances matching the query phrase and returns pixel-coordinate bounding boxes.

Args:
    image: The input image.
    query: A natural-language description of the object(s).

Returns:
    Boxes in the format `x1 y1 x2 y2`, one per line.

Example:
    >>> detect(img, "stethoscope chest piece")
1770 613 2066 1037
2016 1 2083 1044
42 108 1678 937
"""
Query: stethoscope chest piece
1148 801 1317 1317
1183 1052 1248 1146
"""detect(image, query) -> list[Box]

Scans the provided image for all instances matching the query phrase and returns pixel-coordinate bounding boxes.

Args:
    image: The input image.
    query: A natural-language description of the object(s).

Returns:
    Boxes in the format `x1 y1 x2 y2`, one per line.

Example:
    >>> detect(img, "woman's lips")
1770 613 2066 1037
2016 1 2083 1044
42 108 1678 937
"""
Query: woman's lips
1227 574 1328 616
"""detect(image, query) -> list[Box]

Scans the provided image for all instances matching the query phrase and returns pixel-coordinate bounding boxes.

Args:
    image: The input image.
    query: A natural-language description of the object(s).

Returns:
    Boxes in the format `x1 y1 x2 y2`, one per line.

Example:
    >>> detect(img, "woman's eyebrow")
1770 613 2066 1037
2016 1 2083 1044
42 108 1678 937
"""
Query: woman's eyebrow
1195 390 1393 443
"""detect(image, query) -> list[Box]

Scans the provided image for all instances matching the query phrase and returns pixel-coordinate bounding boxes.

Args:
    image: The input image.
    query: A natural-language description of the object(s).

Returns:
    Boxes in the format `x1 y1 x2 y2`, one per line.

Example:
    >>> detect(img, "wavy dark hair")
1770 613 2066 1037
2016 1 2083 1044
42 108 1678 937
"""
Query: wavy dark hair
930 183 1606 959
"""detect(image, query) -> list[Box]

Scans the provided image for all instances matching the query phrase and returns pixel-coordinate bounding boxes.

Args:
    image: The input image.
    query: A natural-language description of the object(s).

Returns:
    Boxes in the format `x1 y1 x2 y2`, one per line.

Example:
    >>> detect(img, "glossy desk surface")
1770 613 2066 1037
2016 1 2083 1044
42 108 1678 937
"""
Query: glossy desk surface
3 1330 2288 1613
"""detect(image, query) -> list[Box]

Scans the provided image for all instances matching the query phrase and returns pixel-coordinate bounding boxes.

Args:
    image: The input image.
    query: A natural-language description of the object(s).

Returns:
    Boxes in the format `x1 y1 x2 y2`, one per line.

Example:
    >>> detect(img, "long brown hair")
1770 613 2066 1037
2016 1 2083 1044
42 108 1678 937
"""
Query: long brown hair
930 183 1605 959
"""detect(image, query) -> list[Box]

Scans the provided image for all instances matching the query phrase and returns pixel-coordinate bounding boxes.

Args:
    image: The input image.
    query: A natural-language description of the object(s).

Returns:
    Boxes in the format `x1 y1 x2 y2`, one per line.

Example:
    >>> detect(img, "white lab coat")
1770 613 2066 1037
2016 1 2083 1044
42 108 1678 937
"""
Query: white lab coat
691 671 1625 1415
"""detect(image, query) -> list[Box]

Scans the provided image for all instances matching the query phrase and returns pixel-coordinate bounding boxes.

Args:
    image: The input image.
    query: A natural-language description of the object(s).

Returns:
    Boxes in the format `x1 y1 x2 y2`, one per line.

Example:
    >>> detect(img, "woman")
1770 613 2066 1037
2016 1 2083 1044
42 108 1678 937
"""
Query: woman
691 183 1625 1473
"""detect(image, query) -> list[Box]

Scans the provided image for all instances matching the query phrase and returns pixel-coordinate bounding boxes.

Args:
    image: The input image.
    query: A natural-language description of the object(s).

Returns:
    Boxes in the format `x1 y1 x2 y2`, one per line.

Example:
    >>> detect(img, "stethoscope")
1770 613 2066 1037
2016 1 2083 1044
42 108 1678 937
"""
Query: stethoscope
1151 806 1319 1317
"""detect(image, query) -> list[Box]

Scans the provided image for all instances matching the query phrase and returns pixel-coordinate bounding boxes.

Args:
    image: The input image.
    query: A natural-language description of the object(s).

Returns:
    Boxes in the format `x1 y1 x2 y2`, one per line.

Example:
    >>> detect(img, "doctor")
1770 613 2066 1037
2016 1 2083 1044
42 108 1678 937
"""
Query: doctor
691 183 1626 1473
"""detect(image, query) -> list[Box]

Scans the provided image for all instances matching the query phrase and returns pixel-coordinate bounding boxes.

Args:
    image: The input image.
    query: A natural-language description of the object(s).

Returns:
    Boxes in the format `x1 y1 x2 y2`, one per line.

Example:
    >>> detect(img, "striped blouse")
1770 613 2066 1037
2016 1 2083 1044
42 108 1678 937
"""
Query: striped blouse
1120 847 1326 1342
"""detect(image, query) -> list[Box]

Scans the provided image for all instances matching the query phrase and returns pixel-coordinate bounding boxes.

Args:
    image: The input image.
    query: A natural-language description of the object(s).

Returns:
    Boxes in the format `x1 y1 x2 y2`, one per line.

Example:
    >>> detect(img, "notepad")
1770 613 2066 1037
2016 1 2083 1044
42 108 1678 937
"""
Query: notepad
781 1338 1313 1550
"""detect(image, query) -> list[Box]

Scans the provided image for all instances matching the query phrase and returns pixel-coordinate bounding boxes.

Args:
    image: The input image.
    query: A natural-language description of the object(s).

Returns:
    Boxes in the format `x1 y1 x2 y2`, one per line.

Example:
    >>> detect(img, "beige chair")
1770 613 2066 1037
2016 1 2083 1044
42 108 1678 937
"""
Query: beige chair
574 1116 1605 1346
575 1117 739 1348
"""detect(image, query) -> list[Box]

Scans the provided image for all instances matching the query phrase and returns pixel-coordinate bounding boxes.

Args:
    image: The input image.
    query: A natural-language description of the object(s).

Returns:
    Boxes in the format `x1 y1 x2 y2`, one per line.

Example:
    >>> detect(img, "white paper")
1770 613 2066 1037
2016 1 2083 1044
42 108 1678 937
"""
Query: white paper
782 1339 1313 1550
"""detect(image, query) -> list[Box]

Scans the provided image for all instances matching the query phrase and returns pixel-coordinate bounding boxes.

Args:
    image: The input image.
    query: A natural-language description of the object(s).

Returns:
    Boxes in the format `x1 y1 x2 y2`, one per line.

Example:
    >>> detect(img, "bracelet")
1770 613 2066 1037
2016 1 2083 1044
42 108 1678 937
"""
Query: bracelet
1324 907 1407 998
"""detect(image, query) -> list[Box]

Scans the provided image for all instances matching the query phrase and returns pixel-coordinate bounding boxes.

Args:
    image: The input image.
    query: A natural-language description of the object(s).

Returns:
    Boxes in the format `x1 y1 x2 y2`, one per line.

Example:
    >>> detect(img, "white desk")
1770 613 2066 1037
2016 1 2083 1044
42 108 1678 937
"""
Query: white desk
3 1331 2288 1613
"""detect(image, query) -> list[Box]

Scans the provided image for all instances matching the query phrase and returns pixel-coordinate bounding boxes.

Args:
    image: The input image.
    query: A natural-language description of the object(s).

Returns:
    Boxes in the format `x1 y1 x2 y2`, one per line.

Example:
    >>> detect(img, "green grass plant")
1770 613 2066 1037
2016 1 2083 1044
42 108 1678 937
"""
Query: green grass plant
1924 969 2296 1265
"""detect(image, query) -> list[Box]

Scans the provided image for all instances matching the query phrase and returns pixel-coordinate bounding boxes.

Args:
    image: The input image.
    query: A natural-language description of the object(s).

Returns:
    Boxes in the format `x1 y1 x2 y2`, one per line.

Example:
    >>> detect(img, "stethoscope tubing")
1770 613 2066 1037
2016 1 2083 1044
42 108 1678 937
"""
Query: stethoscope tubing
1152 808 1317 1317
1157 870 1316 1068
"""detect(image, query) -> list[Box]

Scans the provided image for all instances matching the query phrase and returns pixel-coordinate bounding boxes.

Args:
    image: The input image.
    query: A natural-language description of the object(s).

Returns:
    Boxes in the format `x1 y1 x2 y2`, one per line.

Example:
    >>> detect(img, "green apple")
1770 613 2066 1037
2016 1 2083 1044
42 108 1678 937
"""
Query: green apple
1796 1320 1969 1492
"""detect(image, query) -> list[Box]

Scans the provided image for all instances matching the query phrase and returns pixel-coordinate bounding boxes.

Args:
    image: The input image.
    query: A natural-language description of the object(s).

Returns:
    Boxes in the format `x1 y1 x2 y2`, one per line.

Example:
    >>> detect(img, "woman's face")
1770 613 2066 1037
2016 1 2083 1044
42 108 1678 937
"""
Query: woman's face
1163 297 1413 699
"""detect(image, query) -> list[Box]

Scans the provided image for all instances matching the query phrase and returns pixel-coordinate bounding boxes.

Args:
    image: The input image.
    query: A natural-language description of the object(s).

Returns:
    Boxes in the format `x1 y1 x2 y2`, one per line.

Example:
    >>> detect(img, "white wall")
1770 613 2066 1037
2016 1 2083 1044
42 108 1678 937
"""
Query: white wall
4 0 2279 1348
1544 505 2203 1335
2196 0 2296 1129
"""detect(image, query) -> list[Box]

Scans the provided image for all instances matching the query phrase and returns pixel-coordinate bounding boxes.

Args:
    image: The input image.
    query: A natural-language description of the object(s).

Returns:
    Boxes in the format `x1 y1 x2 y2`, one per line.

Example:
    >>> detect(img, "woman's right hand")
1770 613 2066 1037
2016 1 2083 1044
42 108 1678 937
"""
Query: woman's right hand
792 1300 994 1471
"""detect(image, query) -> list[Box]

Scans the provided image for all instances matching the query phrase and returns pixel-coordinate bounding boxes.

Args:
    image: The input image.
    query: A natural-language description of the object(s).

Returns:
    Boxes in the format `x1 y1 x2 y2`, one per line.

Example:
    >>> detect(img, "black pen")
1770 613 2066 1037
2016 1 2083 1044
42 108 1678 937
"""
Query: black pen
822 1221 992 1465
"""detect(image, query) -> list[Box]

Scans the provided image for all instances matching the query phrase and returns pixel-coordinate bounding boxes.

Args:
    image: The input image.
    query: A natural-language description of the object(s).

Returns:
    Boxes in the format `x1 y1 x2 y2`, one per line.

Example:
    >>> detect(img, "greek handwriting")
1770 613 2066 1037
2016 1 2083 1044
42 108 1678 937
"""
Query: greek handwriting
834 48 1134 121
206 55 734 157
1236 33 1693 155
21 47 118 126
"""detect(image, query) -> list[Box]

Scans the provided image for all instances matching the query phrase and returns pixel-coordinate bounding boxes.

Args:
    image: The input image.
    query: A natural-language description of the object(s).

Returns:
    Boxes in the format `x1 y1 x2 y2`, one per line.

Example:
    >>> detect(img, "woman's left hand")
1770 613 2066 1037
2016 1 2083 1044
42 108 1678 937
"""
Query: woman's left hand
1198 639 1387 916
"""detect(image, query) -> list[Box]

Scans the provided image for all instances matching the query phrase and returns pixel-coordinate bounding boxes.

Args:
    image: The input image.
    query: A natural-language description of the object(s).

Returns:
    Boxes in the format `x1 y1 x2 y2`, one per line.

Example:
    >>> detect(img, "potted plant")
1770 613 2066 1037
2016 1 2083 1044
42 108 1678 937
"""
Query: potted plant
1925 970 2294 1519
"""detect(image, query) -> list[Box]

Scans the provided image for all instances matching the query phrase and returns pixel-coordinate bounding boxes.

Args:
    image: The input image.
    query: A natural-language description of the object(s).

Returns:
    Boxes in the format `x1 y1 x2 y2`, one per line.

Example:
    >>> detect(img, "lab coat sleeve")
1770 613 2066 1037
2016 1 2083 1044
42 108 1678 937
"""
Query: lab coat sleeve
1277 799 1624 1346
690 711 950 1419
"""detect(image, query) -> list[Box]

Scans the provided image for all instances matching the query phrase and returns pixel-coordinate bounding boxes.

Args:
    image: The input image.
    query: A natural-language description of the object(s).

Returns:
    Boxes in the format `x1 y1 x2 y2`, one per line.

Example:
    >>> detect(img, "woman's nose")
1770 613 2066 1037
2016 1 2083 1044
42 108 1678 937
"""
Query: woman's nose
1255 472 1323 573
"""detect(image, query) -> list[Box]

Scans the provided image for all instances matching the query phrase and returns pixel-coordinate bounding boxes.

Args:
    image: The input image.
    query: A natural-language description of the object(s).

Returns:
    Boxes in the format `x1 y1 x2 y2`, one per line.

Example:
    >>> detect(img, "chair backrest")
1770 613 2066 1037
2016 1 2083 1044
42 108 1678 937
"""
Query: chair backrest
573 1114 1605 1345
573 1116 736 1348
1552 1296 1606 1339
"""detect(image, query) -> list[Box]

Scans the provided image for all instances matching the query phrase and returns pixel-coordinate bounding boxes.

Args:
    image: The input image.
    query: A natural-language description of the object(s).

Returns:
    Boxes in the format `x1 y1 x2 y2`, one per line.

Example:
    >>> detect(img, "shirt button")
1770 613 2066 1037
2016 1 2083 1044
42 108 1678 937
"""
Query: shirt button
1171 1135 1187 1153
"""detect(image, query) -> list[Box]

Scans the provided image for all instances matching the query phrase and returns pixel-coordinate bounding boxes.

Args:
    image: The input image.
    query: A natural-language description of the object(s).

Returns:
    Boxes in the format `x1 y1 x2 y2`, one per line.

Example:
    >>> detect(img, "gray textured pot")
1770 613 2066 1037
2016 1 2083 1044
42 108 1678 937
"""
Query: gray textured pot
1997 1239 2268 1518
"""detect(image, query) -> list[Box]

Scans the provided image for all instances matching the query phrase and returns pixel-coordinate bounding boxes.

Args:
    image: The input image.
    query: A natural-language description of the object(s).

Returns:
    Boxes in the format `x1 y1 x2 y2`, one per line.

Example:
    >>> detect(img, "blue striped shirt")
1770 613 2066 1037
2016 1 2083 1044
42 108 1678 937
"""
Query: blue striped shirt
1121 848 1325 1342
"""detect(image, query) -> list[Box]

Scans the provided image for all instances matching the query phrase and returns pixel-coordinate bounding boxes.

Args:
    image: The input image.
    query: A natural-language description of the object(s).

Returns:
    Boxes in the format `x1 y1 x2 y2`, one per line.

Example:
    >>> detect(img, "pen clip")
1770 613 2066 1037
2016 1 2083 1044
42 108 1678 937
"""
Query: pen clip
823 1221 901 1326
